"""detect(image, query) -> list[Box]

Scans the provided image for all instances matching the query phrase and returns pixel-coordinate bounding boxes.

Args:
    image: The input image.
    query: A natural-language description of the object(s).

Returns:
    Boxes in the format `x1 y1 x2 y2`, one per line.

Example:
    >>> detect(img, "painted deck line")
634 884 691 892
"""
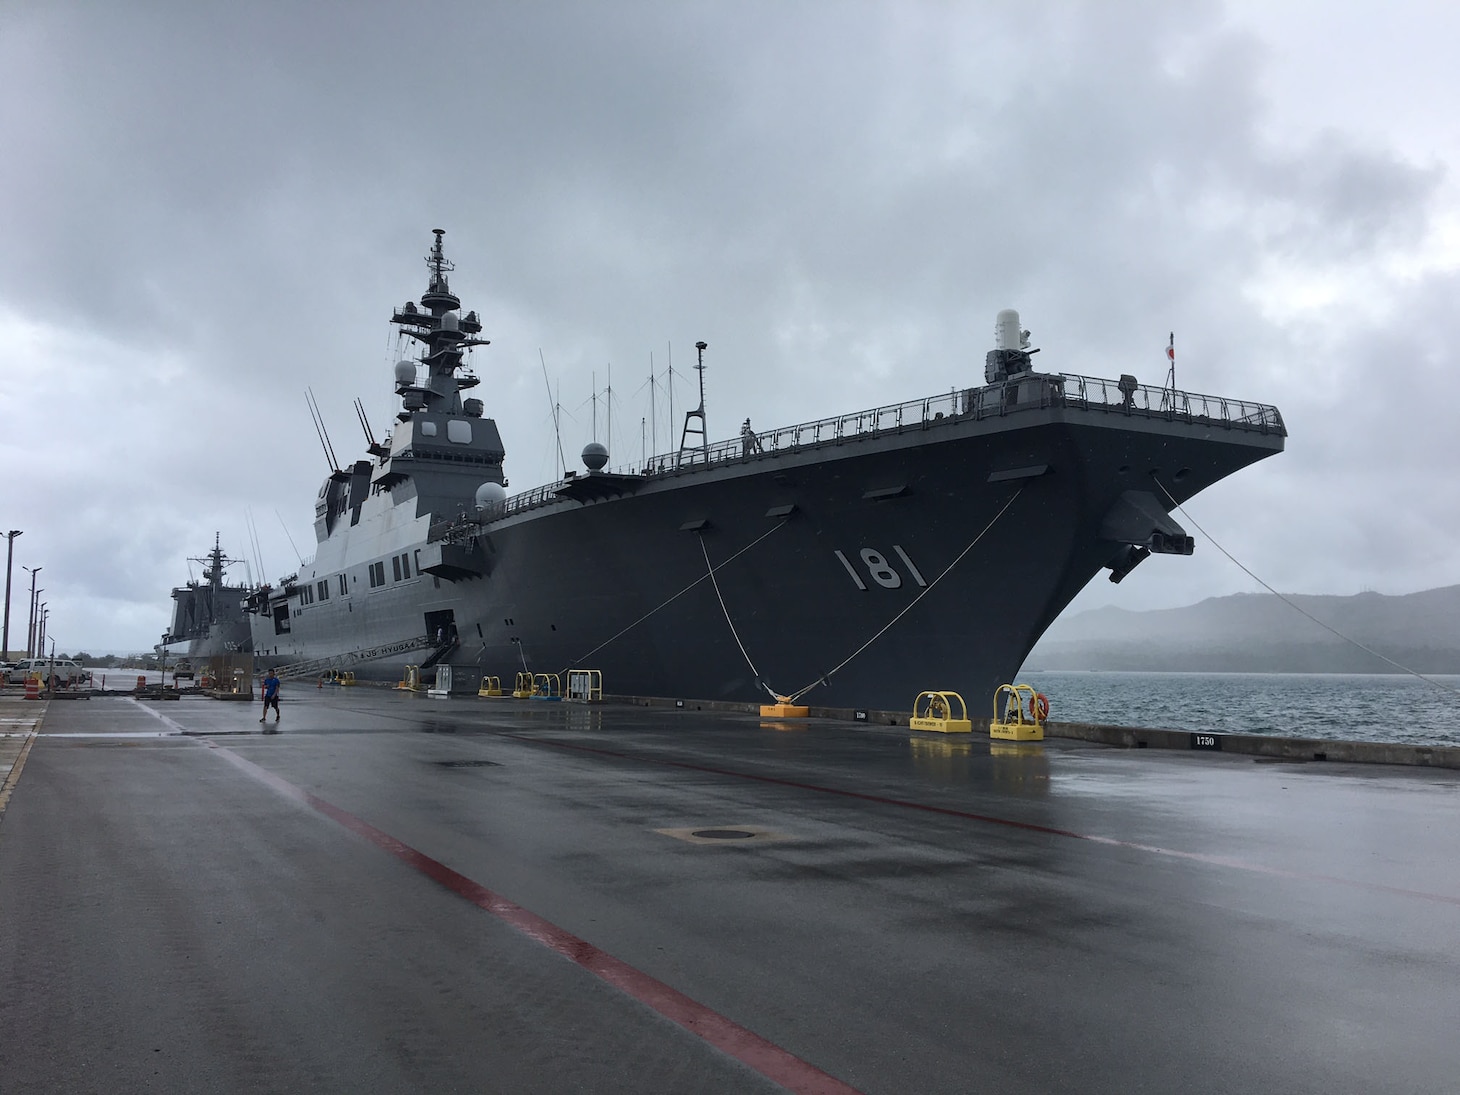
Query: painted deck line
203 739 862 1095
504 733 1460 909
0 733 37 818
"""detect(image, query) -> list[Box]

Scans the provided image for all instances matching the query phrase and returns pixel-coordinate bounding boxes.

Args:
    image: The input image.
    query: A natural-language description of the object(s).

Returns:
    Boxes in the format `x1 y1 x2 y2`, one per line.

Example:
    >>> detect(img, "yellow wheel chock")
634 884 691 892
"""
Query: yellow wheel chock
992 683 1047 741
909 690 973 734
478 675 503 697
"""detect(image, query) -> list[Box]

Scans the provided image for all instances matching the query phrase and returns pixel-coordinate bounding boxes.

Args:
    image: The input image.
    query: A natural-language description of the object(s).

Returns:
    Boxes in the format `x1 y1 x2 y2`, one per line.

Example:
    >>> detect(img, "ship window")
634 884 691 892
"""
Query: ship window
447 420 472 444
317 580 329 601
419 421 439 437
392 556 402 582
400 553 411 579
338 575 347 596
369 561 385 588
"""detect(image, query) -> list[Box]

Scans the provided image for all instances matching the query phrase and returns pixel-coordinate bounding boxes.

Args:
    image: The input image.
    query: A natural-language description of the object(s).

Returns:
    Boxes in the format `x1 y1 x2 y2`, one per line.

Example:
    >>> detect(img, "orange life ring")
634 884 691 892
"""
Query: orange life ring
1031 693 1050 721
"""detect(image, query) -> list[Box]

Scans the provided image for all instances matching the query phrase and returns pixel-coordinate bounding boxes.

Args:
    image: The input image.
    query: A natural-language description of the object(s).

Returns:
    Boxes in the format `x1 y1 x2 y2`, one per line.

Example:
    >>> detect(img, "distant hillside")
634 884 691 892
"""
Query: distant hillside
1026 586 1460 673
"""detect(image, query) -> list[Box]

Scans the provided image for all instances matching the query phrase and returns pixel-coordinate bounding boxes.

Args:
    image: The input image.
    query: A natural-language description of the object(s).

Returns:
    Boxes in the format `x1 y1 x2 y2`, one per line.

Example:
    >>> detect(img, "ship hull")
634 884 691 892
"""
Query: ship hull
252 402 1282 712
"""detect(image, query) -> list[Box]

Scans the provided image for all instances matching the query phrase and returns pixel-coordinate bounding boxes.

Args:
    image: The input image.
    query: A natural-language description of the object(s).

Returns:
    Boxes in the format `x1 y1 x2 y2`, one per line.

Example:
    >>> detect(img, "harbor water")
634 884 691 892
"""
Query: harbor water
1021 670 1460 748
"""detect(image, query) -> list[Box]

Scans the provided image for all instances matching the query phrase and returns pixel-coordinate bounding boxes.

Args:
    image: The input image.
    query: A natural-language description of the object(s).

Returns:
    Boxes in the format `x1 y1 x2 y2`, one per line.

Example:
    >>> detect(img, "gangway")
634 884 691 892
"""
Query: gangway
419 638 459 671
272 634 436 681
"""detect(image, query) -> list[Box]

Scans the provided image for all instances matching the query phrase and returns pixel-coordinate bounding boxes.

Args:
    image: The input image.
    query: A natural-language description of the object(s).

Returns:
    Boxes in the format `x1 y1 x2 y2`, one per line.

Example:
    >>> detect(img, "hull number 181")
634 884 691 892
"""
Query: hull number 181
834 546 927 590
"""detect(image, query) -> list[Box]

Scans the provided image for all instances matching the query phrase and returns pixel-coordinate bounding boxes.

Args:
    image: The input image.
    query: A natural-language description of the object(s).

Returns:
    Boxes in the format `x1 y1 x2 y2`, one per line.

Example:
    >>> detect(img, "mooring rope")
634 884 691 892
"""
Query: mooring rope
783 487 1025 704
570 520 788 666
1155 479 1460 696
700 535 779 701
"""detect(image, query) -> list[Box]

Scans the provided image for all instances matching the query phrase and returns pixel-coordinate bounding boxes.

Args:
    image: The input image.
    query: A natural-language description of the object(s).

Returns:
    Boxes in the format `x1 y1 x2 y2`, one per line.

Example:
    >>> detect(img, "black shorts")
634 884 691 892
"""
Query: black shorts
263 695 279 711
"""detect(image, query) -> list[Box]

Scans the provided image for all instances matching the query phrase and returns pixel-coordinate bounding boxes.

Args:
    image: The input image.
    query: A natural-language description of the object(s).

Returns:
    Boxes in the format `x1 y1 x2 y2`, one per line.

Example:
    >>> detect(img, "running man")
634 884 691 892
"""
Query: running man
260 668 281 725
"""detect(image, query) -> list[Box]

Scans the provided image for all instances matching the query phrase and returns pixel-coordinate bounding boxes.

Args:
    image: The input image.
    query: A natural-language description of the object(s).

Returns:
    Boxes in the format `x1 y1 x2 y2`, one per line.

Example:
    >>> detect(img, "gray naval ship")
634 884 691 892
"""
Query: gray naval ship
247 231 1285 711
164 534 253 659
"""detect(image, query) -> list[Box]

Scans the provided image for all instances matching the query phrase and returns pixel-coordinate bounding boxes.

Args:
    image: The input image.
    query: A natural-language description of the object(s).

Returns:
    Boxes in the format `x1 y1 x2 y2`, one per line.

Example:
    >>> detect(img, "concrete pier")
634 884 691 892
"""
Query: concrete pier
3 689 1458 1093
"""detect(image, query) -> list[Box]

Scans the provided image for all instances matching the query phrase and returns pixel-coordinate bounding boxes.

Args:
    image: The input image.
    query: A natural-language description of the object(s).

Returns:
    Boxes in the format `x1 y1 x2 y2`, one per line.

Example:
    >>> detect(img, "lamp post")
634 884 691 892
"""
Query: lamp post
37 603 48 660
3 530 19 659
23 566 40 658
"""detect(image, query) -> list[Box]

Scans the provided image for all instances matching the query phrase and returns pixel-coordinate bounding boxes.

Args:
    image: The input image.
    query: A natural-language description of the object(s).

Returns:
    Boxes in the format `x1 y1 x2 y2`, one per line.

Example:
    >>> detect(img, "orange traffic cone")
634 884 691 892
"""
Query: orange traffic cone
24 675 40 700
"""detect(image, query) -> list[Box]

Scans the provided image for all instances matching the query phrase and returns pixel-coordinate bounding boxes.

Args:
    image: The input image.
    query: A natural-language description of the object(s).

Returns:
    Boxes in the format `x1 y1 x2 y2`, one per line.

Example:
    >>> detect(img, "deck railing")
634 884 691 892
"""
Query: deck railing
477 373 1285 524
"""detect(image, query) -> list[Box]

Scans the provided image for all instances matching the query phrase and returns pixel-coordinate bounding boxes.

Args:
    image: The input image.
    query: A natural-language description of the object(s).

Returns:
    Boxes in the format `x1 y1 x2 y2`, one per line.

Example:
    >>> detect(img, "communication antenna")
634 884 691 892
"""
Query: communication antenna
305 388 341 473
648 353 657 459
245 507 267 587
539 350 566 479
275 510 304 565
354 397 387 457
676 341 709 468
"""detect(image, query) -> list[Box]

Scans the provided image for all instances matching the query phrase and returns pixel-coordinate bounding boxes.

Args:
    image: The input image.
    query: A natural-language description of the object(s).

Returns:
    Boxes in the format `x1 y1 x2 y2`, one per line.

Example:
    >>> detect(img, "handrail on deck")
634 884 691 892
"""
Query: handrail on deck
474 372 1284 524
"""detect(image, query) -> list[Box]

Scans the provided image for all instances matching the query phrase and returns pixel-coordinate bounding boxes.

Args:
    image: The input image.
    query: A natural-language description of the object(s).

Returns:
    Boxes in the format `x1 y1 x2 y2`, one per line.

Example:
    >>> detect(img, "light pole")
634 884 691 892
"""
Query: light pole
23 566 41 657
38 603 48 660
3 530 19 658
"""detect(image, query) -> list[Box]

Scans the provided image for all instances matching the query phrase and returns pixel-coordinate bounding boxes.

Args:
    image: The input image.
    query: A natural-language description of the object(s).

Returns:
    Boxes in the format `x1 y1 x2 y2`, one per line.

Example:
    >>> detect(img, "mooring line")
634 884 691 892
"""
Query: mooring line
1155 480 1460 697
570 519 787 666
699 535 779 702
785 487 1024 703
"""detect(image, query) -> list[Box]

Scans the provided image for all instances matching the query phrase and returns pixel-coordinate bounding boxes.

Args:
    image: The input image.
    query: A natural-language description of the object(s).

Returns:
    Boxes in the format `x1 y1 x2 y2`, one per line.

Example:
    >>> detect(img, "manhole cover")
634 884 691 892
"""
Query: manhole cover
690 829 756 840
435 759 499 768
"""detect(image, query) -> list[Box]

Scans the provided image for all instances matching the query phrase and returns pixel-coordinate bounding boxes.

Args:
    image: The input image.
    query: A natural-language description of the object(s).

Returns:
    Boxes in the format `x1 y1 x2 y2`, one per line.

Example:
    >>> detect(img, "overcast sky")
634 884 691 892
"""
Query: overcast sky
2 1 1457 654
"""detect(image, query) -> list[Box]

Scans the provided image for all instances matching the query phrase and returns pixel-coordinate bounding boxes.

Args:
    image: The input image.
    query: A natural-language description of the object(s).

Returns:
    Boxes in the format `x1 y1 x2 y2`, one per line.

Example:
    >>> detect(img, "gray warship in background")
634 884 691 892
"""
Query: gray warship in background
246 230 1285 710
164 534 254 659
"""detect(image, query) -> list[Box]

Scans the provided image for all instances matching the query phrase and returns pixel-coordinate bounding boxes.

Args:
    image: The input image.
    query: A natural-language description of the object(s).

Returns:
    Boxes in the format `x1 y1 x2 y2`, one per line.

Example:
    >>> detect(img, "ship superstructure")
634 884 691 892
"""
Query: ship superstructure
248 232 1286 711
164 533 253 658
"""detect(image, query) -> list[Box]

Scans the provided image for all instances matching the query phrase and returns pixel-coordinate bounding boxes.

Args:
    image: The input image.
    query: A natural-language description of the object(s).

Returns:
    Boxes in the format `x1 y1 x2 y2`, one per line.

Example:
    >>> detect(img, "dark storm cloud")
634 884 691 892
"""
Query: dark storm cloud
0 0 1454 650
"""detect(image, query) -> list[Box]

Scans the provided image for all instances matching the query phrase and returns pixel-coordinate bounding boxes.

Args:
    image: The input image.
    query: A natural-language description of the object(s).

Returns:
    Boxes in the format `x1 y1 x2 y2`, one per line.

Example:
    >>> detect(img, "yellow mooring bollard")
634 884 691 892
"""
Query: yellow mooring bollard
909 690 973 734
991 683 1047 741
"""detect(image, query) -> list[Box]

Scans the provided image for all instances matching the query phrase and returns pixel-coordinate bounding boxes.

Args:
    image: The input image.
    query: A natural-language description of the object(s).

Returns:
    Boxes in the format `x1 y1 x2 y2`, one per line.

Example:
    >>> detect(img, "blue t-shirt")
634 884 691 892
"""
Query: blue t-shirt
263 675 280 699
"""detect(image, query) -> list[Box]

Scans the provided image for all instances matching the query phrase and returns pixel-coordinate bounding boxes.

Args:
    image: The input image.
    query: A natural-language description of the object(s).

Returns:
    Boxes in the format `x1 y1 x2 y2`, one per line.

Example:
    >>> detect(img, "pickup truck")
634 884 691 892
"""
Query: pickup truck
7 658 91 687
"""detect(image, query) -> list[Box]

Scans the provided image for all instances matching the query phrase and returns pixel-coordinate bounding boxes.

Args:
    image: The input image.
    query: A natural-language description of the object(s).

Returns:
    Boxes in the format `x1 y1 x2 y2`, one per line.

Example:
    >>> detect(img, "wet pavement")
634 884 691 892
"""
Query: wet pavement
2 687 1458 1093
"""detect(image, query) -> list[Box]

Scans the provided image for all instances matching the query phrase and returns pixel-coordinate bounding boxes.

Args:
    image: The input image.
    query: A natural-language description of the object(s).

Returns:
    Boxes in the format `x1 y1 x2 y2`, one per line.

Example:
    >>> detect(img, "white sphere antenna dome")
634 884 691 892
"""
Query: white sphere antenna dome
474 482 507 509
581 442 609 471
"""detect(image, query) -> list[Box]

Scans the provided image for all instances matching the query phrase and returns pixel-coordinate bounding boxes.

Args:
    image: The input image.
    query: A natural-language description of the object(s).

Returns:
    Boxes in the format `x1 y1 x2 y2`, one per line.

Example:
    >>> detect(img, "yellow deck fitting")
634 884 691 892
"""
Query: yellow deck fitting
396 665 423 692
760 694 809 718
478 675 503 697
909 690 973 734
511 671 537 699
991 683 1047 741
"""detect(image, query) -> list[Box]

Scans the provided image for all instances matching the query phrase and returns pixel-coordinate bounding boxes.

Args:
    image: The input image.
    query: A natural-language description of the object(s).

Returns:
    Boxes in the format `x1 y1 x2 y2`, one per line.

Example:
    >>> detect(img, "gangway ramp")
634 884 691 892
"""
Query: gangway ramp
272 635 436 681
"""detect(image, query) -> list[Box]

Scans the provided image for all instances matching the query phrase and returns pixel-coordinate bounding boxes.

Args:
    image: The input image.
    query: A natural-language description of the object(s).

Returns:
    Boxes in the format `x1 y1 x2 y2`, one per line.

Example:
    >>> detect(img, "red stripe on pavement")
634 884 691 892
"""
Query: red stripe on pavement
206 742 862 1095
